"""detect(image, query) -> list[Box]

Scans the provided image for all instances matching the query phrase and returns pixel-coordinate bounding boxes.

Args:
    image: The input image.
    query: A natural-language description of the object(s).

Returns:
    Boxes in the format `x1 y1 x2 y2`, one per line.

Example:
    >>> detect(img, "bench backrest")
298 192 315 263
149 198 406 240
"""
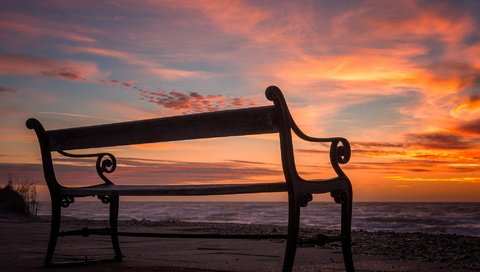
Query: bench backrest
26 86 301 193
45 106 278 151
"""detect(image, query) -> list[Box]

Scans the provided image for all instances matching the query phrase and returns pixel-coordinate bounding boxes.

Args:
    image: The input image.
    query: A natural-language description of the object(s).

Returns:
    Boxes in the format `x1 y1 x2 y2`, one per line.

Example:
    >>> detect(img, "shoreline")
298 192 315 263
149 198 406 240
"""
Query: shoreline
1 215 478 271
34 201 480 237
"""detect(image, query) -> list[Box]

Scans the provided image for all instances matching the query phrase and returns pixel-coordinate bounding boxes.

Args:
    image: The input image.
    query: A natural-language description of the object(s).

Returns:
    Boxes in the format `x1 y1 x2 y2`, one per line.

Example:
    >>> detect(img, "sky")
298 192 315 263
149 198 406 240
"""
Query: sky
0 0 479 202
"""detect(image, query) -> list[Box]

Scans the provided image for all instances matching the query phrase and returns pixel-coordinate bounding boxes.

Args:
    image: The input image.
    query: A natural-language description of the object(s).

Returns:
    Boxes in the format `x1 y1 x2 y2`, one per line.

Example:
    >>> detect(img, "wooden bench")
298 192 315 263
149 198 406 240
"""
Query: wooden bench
27 86 354 272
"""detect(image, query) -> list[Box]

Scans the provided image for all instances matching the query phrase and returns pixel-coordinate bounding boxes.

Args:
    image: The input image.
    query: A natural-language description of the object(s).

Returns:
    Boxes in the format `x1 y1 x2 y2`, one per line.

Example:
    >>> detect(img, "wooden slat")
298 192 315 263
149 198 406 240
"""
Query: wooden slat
47 106 278 151
59 182 288 196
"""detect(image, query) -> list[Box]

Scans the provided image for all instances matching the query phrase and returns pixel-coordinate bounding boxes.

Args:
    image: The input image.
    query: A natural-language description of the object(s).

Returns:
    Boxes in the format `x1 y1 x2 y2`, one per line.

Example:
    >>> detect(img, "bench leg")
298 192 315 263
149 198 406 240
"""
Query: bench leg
44 198 61 267
282 195 300 272
340 189 355 272
109 195 123 261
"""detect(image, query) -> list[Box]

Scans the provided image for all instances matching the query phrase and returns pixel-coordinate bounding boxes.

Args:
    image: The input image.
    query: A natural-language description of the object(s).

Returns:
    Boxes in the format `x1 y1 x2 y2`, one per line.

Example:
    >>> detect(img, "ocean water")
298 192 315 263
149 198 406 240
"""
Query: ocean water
37 202 480 237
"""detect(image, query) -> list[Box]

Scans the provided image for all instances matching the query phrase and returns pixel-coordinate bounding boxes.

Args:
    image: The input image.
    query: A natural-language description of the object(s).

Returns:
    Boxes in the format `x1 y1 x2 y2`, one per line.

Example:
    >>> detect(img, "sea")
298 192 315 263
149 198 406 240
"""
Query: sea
37 202 480 237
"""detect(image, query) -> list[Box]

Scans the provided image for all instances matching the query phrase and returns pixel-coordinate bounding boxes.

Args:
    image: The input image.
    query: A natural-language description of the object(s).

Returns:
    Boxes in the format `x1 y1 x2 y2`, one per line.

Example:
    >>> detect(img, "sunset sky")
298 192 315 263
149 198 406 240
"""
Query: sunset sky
0 1 479 202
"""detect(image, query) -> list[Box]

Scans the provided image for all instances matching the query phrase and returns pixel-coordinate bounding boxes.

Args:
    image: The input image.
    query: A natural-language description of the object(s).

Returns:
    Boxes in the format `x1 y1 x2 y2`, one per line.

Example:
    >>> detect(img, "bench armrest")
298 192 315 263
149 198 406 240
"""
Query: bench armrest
289 116 351 177
58 150 116 185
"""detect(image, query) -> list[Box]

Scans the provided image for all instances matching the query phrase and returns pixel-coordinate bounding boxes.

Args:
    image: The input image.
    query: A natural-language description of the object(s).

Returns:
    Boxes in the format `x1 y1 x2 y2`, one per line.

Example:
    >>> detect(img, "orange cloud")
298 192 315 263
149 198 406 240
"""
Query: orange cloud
405 132 475 150
131 142 203 152
271 53 419 90
451 96 480 120
457 118 480 136
387 176 480 183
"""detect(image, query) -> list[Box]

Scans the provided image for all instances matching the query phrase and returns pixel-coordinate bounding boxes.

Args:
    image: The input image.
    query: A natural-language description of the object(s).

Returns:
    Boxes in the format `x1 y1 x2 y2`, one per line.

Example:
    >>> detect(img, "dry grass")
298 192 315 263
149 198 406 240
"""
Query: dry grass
0 174 38 216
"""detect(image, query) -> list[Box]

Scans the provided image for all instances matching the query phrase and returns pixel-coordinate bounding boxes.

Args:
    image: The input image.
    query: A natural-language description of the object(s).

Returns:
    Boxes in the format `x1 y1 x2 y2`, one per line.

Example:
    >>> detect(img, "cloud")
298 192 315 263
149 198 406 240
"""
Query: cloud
40 67 85 81
0 12 96 47
1 1 480 192
296 149 329 155
347 157 479 174
0 86 19 93
0 54 101 82
141 89 257 112
451 95 480 121
62 45 210 80
37 111 117 122
352 142 406 149
298 137 480 174
224 1 480 139
405 132 475 149
458 118 480 135
102 78 257 113
387 176 480 183
61 46 131 60
148 68 210 80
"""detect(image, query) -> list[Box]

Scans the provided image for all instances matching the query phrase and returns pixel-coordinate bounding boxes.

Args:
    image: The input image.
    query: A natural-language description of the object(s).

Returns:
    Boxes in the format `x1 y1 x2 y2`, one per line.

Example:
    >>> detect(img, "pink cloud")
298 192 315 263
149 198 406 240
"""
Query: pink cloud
62 45 210 80
0 86 19 93
143 90 222 112
143 89 258 113
0 54 101 81
40 67 85 81
0 13 96 46
61 46 130 60
148 68 210 80
101 79 257 113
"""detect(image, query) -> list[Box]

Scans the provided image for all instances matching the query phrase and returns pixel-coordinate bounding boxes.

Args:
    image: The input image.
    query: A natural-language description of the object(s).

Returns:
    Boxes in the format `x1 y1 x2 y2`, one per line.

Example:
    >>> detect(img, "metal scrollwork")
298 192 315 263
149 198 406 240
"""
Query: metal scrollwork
97 195 111 204
330 190 346 204
330 139 351 177
299 193 313 207
57 150 116 185
61 196 75 208
95 153 116 185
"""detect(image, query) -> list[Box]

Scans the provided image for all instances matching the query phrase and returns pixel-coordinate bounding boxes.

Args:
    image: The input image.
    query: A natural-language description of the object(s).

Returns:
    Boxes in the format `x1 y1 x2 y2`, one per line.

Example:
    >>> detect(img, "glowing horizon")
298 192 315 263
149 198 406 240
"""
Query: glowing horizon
0 1 479 202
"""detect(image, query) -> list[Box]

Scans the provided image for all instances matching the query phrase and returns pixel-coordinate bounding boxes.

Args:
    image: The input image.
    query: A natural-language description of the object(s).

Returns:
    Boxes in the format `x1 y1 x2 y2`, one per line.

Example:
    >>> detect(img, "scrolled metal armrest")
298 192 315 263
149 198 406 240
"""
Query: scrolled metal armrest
57 150 116 185
289 115 351 177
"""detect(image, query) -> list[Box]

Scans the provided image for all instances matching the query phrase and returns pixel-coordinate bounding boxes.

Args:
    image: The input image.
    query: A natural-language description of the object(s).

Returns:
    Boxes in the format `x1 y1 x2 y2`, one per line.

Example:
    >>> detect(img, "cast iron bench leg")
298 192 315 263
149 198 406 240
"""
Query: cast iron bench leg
341 188 355 272
44 198 61 267
109 195 123 260
282 194 301 272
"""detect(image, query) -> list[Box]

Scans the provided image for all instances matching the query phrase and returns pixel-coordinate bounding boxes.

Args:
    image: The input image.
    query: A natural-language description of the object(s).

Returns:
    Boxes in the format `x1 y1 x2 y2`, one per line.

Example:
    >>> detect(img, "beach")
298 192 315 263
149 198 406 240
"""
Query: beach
0 215 478 272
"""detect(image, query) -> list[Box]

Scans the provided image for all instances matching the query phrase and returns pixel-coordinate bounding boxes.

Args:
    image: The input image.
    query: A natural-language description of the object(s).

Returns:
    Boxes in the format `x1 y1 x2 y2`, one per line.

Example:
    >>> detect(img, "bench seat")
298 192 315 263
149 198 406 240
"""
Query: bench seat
60 177 348 197
60 182 288 196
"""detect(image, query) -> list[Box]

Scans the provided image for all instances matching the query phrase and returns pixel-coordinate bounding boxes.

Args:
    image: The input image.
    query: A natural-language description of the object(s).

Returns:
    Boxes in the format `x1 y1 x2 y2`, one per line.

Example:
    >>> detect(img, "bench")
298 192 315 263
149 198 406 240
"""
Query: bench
27 86 354 272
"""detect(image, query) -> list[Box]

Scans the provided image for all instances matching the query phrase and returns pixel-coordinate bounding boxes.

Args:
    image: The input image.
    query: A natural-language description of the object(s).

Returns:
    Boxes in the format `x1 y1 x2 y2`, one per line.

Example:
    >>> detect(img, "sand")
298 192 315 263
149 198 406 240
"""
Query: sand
0 215 477 272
